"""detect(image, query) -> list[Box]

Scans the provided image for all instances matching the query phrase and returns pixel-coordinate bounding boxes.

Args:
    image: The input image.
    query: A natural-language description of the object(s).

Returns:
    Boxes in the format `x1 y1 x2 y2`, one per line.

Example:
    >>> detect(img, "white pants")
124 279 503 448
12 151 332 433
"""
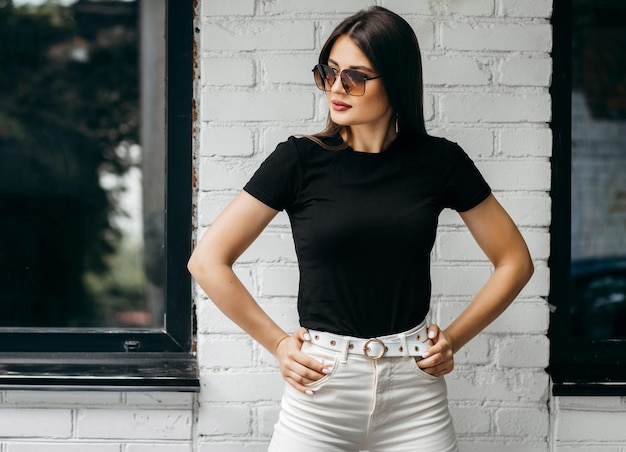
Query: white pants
269 325 458 452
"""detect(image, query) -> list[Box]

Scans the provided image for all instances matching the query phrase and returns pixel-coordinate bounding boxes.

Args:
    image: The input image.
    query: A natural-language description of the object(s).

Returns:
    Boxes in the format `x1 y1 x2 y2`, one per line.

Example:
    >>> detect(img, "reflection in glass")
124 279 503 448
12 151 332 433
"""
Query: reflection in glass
0 0 165 328
571 0 626 338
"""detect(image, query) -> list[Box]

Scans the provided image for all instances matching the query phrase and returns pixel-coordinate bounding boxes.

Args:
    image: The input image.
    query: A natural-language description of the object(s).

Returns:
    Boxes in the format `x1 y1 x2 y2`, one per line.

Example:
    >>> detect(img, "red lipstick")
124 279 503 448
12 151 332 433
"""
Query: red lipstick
331 100 352 111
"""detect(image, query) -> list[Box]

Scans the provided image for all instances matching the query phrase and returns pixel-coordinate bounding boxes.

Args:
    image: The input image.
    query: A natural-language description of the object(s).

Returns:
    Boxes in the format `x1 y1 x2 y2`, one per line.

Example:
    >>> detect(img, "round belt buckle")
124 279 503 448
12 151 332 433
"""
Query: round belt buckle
363 338 386 360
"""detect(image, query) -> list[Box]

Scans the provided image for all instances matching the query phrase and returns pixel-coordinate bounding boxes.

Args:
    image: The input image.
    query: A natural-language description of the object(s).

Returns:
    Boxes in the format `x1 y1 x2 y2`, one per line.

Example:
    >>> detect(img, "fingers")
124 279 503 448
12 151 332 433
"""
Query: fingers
276 330 330 394
418 324 454 377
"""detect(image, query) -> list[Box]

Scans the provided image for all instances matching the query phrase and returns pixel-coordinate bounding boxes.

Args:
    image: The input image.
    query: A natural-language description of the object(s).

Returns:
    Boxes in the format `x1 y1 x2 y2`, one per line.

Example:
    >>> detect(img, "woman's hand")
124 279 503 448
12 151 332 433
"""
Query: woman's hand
274 327 330 394
417 324 455 377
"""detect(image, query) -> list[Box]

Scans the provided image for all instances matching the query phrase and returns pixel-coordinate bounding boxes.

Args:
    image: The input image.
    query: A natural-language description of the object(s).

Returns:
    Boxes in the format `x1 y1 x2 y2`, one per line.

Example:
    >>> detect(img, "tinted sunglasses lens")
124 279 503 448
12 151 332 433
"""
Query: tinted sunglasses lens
341 70 366 95
314 65 334 91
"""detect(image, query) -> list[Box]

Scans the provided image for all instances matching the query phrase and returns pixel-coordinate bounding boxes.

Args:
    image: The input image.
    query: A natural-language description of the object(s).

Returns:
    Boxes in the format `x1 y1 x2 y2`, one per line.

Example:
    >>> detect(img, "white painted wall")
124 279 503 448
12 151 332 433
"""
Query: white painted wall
1 1 625 451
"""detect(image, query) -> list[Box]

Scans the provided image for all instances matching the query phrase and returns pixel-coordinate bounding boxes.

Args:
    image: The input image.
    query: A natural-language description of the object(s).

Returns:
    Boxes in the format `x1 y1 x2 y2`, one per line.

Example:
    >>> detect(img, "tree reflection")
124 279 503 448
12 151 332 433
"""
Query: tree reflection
0 0 151 327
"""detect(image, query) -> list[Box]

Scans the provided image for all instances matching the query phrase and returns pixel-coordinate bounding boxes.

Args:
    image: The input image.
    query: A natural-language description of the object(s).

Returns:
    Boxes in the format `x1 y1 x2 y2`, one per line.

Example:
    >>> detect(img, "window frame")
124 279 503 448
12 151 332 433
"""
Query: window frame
549 0 626 396
0 0 197 391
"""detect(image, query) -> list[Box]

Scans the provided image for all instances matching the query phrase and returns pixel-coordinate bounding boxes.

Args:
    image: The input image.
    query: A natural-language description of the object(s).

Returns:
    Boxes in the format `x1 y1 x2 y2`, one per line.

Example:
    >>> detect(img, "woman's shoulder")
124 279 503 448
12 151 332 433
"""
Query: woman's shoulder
404 133 467 161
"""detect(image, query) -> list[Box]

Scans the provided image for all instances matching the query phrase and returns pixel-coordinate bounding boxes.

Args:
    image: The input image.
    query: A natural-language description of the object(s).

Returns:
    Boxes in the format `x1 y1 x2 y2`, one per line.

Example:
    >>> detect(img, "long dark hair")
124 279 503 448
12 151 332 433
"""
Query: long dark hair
312 6 427 144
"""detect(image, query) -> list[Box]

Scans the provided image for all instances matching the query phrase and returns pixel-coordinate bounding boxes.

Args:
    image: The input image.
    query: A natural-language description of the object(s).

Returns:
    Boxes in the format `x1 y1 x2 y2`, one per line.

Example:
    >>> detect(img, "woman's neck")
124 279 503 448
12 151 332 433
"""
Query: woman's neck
342 120 397 153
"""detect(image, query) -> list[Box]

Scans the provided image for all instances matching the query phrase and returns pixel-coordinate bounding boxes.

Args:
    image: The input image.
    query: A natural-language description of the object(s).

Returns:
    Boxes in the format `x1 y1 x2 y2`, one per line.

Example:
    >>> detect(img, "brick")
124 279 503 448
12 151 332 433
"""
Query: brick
500 58 552 87
501 0 553 18
198 159 252 191
75 409 192 440
197 302 244 334
260 302 301 333
457 440 548 452
0 409 71 438
554 447 621 452
124 392 194 408
437 301 550 334
264 54 317 85
478 160 551 191
197 335 254 369
449 404 491 434
257 405 281 437
441 93 551 123
259 266 299 297
202 58 255 87
438 231 486 261
453 333 490 365
202 21 314 51
201 0 255 16
125 445 192 452
262 0 371 15
555 411 626 442
384 0 494 16
497 335 550 368
201 91 314 122
431 265 493 296
200 126 254 157
447 369 549 402
442 23 552 52
6 444 120 452
498 195 551 227
499 128 552 157
424 55 491 86
496 407 549 437
198 442 268 452
200 372 284 403
197 403 251 436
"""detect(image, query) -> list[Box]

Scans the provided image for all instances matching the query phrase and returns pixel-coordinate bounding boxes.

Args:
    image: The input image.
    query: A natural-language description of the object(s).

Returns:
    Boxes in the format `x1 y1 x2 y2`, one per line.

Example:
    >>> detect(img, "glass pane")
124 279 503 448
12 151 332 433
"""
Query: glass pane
0 0 165 328
571 0 626 338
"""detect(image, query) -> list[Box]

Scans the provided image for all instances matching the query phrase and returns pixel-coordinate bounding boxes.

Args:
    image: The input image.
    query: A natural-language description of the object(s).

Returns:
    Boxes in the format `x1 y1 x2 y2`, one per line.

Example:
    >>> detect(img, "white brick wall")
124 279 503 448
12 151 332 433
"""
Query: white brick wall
1 1 623 451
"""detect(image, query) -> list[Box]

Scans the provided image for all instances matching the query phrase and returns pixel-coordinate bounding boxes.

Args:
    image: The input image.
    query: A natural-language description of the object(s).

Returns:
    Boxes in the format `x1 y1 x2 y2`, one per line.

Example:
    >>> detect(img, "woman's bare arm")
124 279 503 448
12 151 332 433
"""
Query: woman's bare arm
187 191 328 392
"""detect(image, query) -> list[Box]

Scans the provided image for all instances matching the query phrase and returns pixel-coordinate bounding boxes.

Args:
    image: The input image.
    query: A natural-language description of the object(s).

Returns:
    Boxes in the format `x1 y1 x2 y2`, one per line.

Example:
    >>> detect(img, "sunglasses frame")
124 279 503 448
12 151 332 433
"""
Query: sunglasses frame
312 63 382 97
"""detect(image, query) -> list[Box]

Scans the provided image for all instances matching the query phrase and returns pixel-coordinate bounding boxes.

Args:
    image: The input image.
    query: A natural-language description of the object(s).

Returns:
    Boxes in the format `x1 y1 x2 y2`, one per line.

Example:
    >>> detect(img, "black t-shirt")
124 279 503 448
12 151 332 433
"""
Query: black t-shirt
243 133 491 338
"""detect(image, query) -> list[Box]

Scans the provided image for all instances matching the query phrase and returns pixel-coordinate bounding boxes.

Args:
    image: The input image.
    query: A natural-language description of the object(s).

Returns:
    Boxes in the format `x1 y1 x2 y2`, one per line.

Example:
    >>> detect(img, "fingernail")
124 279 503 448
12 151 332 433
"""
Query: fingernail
322 368 330 375
305 390 314 396
421 352 430 359
428 331 436 339
303 333 311 341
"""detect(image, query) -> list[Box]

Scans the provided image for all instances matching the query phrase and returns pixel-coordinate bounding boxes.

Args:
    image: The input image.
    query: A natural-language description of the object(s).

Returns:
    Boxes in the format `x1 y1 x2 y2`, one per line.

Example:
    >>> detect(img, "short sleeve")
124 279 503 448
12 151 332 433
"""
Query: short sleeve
243 137 301 211
441 143 491 212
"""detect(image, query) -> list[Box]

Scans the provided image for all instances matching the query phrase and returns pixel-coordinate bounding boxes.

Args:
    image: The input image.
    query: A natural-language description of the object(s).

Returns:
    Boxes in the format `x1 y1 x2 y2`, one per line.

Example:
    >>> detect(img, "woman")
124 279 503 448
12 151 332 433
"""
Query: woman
188 6 533 452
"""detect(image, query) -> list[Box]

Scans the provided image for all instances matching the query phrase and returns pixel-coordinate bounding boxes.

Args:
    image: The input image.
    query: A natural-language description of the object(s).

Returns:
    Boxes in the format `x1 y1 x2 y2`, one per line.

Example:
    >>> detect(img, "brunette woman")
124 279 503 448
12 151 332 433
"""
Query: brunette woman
188 6 533 451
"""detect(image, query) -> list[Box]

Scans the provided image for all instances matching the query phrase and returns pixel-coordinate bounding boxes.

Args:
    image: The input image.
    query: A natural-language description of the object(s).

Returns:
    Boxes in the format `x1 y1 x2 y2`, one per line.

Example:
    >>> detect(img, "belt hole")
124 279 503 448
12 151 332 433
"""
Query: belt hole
384 346 388 352
414 346 419 351
349 344 354 349
330 340 336 346
314 335 319 341
399 346 403 352
416 334 420 340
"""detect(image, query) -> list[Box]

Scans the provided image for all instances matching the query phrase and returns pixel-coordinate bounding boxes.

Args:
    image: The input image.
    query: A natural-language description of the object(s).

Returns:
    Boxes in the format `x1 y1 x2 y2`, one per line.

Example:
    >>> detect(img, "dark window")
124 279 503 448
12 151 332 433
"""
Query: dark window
550 0 626 395
0 0 196 390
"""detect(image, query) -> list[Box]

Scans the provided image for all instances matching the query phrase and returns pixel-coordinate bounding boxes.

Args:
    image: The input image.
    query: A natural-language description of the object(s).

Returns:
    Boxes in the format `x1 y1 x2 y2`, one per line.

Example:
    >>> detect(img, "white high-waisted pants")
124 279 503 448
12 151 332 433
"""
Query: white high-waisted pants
268 324 458 452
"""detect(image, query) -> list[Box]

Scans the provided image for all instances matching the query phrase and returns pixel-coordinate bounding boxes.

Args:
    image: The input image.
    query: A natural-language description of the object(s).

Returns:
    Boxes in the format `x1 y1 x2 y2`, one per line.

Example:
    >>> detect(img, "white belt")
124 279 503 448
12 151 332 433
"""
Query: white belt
308 323 433 360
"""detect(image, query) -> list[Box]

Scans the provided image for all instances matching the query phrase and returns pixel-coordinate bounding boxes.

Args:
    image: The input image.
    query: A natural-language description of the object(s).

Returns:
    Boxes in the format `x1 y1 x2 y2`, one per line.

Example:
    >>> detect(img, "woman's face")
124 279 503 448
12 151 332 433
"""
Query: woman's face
325 35 393 133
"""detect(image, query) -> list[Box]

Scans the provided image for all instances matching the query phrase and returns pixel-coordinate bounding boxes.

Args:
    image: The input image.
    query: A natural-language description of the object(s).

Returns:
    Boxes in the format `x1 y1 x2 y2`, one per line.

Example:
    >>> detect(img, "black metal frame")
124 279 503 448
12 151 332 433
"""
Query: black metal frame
548 0 626 396
0 0 196 390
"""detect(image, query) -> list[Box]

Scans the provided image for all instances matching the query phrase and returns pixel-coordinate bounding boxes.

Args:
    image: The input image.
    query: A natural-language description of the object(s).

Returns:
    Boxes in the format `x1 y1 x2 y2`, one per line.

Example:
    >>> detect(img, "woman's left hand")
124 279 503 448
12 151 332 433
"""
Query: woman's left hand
417 324 455 377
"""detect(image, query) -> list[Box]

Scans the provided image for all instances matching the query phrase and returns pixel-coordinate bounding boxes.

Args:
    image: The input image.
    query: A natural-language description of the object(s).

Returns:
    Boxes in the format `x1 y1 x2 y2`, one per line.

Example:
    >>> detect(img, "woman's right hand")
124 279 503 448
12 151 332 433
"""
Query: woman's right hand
274 327 330 394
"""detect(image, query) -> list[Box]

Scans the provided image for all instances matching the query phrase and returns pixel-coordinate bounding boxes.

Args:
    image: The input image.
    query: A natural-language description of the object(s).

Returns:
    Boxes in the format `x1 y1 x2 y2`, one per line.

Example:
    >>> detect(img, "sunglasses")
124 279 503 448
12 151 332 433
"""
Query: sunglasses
312 63 382 97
